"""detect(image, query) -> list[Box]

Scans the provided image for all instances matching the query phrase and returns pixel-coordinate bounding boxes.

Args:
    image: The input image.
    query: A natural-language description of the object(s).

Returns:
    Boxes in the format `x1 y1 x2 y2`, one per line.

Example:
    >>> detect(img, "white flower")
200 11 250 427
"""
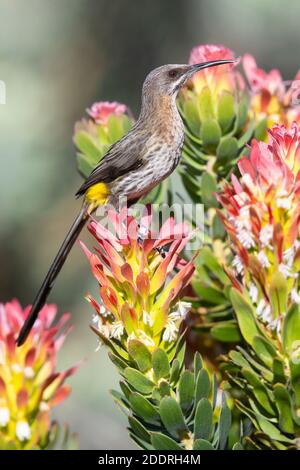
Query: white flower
232 255 244 275
279 263 297 278
268 317 282 336
276 196 292 209
241 173 256 193
257 250 270 268
92 304 110 323
99 304 109 317
128 331 155 348
256 299 272 323
237 229 255 249
39 401 49 412
24 366 34 379
291 288 300 304
142 311 153 326
162 320 178 343
283 247 295 267
169 301 192 321
249 283 258 303
98 321 112 339
111 321 124 340
16 420 31 442
12 363 22 374
0 407 9 427
259 224 273 247
234 207 252 232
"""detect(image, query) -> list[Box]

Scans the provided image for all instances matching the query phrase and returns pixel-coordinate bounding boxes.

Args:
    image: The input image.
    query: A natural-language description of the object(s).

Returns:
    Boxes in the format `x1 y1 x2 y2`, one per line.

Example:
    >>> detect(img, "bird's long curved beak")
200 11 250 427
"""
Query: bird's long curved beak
186 58 238 78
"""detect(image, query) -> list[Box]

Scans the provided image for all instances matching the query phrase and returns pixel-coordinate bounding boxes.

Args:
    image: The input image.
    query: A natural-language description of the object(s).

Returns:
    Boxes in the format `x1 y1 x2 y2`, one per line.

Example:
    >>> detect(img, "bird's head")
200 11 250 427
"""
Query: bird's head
142 59 237 98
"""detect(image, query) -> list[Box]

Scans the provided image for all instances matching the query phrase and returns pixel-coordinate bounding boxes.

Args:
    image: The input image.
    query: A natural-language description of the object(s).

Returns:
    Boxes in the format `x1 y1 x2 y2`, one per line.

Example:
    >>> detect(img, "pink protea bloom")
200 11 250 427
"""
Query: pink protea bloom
188 44 242 95
218 123 300 330
0 300 77 449
243 54 300 128
87 101 127 125
81 209 194 350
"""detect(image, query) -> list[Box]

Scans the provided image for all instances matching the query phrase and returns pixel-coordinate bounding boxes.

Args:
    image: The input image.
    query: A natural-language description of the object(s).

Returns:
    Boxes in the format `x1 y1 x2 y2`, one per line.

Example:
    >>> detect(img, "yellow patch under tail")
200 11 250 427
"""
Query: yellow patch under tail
85 182 109 210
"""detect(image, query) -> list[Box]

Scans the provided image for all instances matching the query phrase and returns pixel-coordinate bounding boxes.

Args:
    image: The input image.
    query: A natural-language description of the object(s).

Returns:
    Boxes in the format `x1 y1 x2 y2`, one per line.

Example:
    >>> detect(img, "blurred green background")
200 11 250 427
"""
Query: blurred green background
1 0 299 449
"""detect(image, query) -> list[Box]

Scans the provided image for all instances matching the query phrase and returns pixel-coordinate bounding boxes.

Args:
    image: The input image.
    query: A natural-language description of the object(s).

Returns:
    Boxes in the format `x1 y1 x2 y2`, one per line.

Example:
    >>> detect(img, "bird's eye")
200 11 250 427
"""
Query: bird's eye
168 69 179 79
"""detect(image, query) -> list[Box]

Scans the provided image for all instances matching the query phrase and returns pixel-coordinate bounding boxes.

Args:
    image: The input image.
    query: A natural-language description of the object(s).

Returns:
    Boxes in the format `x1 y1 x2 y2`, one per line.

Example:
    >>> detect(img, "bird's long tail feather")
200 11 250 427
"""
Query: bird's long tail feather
17 204 89 346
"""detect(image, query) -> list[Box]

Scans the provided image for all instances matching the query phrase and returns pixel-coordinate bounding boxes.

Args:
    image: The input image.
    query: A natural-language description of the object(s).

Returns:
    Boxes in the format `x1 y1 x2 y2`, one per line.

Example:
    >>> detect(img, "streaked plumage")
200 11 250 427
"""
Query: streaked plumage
17 59 235 346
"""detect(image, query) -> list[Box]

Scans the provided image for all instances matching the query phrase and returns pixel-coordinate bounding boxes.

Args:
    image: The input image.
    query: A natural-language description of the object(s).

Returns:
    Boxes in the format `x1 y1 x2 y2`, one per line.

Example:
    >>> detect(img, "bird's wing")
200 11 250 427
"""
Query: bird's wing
75 129 145 197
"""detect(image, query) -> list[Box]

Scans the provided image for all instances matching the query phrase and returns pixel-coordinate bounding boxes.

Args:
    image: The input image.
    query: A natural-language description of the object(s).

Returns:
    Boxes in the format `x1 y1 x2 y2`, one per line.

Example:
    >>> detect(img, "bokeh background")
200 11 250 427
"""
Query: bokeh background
0 0 299 449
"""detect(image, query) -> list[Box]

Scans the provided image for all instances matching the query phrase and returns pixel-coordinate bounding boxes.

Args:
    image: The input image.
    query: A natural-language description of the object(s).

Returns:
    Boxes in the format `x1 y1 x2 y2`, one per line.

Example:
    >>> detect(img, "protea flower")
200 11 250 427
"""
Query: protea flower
0 300 77 449
177 43 251 208
81 209 194 352
218 124 300 449
243 54 300 139
218 122 300 333
86 101 127 125
80 211 240 450
74 100 133 178
189 44 243 97
218 123 300 340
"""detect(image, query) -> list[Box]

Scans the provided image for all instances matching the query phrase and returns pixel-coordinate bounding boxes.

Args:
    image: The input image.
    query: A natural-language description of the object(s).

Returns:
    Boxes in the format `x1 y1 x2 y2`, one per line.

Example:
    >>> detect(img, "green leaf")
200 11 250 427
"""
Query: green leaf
200 119 221 151
176 343 186 369
194 352 203 379
272 358 285 384
159 397 188 439
179 371 195 412
216 137 238 166
198 87 214 121
273 383 294 434
151 432 182 450
230 288 260 345
128 339 152 373
217 92 235 133
196 246 229 284
193 439 215 450
290 360 300 407
201 171 218 208
77 153 95 178
182 98 201 135
128 416 151 443
107 114 126 142
211 322 242 343
256 413 294 443
158 379 171 398
74 130 102 162
194 398 213 440
124 368 154 394
241 368 275 415
229 350 250 369
192 283 227 305
170 359 180 384
269 271 288 318
236 96 249 130
218 393 231 450
108 351 128 371
212 213 226 239
232 442 244 450
130 433 153 450
152 348 170 381
254 117 268 141
282 303 300 353
195 368 211 402
252 335 277 368
129 392 160 424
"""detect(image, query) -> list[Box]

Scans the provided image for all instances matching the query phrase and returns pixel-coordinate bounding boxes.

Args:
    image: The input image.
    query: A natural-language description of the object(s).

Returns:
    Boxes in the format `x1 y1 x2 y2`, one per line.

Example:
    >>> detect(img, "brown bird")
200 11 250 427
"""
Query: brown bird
17 58 235 346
